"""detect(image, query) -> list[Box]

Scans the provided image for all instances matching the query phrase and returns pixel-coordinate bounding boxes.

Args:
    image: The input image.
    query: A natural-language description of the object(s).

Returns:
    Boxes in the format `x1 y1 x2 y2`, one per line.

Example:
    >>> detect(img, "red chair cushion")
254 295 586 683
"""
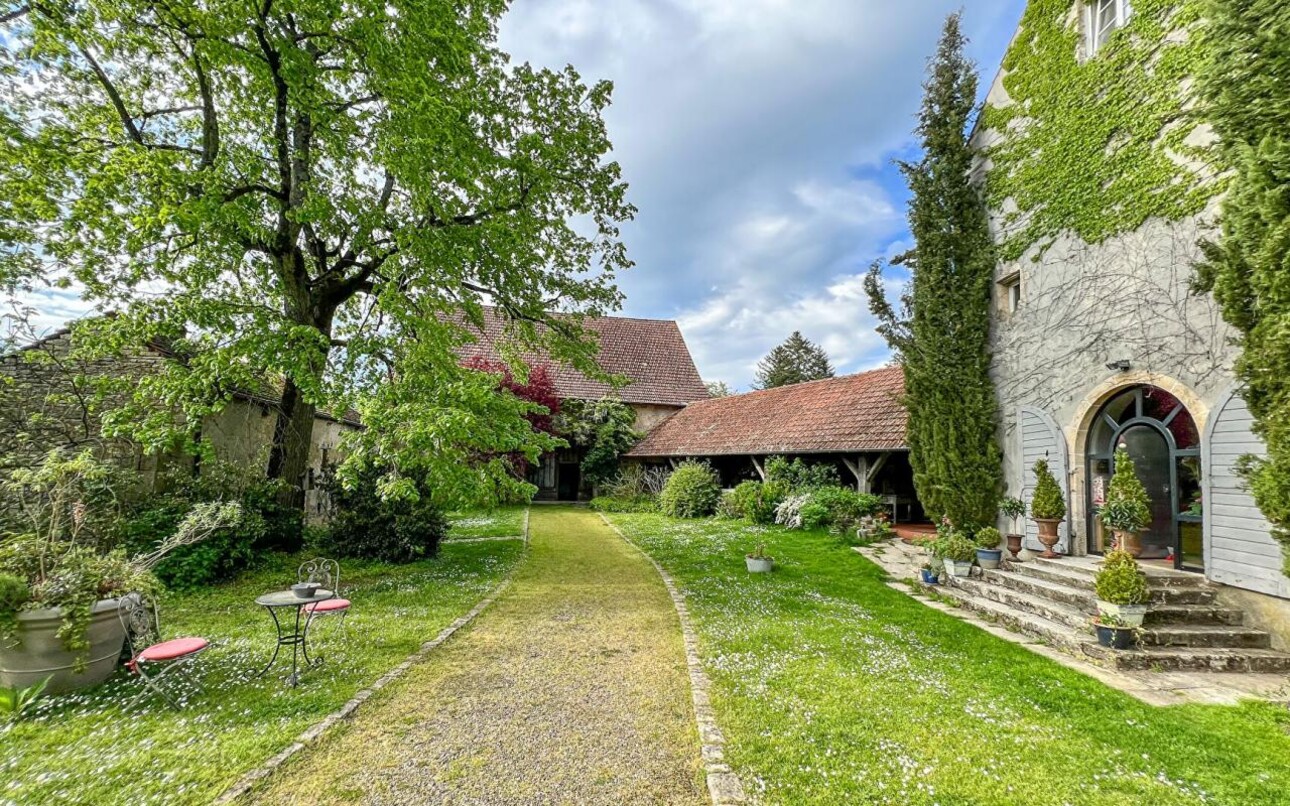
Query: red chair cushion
305 598 351 613
138 637 209 662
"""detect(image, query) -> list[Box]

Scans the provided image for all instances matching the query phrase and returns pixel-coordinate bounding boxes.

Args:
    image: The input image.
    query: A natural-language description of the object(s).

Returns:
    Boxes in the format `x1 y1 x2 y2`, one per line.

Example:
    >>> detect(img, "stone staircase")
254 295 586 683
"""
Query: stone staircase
935 556 1290 673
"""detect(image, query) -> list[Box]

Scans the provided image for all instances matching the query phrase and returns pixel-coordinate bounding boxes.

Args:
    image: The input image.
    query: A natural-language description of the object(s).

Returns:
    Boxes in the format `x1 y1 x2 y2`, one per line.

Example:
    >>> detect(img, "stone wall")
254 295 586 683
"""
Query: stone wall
629 403 683 434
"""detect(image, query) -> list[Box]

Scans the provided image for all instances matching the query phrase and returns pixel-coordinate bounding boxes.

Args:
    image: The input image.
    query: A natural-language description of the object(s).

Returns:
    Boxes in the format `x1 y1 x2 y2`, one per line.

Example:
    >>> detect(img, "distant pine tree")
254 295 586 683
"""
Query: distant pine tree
863 13 1002 528
753 332 835 389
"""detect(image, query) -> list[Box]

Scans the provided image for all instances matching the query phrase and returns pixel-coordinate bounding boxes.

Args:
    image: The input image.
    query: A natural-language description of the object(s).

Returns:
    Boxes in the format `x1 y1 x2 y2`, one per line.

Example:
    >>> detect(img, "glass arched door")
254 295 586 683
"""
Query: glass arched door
1085 386 1203 570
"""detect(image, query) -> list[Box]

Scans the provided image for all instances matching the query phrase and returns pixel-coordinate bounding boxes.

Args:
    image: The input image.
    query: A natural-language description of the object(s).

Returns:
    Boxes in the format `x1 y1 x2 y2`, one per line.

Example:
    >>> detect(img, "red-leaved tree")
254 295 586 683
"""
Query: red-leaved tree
462 357 562 475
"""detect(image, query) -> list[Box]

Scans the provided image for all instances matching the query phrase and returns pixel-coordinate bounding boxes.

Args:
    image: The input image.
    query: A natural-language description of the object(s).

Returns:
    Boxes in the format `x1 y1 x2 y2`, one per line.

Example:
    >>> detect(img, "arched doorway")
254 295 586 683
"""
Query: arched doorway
1085 385 1204 570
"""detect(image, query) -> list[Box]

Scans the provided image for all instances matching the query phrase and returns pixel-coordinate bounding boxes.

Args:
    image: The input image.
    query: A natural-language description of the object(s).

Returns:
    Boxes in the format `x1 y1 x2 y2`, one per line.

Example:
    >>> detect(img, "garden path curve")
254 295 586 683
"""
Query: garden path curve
247 506 706 805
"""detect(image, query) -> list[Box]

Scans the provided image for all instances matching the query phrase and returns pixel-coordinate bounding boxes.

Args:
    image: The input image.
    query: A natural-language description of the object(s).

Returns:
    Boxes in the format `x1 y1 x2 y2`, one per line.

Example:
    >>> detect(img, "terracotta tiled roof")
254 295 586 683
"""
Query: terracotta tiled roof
626 366 907 456
456 306 709 407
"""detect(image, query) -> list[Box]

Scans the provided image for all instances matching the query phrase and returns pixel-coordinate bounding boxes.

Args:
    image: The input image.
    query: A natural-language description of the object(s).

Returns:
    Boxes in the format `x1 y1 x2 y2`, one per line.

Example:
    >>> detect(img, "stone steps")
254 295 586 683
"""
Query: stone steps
926 555 1290 671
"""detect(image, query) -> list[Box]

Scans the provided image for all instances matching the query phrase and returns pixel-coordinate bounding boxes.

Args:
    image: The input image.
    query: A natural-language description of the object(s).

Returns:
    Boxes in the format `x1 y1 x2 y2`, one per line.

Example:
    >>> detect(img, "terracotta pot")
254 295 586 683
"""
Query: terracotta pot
1034 518 1063 559
1006 533 1024 561
1112 529 1143 558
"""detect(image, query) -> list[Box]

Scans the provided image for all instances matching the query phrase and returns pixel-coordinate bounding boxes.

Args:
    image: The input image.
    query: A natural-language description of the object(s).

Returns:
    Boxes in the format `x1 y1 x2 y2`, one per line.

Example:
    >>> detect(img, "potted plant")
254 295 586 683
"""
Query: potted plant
1093 613 1140 650
935 529 977 578
999 496 1027 560
1099 446 1152 557
1093 548 1150 627
1029 459 1066 559
974 526 1004 570
919 559 941 585
0 451 241 695
745 543 773 573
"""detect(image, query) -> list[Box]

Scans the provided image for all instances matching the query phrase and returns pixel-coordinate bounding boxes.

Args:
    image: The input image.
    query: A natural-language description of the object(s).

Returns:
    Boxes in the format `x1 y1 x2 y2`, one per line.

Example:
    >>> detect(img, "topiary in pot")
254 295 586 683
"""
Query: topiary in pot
1094 549 1150 627
974 526 1004 570
1099 446 1152 557
1030 459 1066 559
999 496 1027 560
934 529 977 578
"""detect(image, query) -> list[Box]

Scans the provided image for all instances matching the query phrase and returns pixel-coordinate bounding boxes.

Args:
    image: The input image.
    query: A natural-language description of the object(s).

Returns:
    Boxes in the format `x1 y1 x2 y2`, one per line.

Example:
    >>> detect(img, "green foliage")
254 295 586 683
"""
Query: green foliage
0 676 50 723
999 496 1027 533
705 380 734 398
0 1 633 509
601 465 669 499
117 461 298 590
933 530 977 563
1030 459 1067 521
559 398 640 489
1094 549 1150 605
981 0 1218 261
0 573 29 640
1193 0 1290 577
753 332 834 389
588 495 658 514
801 486 885 531
764 456 839 491
658 462 721 519
864 15 1002 529
974 526 1002 550
729 480 786 525
1101 448 1152 533
315 468 448 564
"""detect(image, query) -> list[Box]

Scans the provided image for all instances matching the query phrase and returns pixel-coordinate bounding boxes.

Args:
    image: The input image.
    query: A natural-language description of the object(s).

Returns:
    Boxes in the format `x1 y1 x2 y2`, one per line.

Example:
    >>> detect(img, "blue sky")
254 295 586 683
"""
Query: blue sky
17 0 1028 390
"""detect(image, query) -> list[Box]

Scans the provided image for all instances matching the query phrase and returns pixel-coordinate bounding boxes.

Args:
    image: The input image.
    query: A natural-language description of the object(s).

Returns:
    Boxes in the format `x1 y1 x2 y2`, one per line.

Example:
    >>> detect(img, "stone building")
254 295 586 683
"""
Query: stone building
456 306 710 500
0 325 358 514
971 1 1290 654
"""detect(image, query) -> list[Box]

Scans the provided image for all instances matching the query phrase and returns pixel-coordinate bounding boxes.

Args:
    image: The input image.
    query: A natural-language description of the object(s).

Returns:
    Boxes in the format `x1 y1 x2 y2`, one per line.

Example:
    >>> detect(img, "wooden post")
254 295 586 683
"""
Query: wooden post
750 456 766 481
867 452 890 491
842 455 869 493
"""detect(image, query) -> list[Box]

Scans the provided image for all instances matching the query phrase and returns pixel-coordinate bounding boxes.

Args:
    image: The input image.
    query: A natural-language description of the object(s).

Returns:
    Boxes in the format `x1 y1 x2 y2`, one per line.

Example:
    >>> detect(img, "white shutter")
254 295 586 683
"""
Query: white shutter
1018 406 1071 552
1202 390 1290 598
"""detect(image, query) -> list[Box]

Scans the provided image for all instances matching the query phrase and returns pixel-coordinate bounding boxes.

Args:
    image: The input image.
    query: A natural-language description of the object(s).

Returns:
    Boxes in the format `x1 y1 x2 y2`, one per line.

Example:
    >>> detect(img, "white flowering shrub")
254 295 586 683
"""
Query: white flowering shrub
773 494 812 530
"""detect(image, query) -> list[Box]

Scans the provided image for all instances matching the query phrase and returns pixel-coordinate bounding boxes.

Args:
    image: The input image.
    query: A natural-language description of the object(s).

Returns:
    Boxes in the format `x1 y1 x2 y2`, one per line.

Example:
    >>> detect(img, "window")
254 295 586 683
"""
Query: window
1087 0 1131 55
999 272 1022 314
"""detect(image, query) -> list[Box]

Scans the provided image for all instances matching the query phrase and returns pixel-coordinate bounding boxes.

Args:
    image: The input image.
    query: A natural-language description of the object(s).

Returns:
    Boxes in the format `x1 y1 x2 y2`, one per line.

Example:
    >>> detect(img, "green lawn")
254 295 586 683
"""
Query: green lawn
446 505 528 539
606 513 1290 806
0 540 523 805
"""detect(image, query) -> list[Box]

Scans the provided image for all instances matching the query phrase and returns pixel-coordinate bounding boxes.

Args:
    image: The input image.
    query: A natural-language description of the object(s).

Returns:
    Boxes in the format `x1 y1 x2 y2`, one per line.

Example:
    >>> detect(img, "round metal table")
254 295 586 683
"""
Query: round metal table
254 588 334 686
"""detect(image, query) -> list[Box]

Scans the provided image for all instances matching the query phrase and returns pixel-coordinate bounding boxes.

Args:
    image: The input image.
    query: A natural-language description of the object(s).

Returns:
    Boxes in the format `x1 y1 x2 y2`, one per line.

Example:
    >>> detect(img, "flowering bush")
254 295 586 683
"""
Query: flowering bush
774 494 812 529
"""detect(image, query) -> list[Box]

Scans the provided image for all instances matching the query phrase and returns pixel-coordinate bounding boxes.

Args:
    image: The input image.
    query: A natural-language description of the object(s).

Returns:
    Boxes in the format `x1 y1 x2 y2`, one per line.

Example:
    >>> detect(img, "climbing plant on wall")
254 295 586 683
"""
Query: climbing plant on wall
1192 0 1290 577
981 0 1223 262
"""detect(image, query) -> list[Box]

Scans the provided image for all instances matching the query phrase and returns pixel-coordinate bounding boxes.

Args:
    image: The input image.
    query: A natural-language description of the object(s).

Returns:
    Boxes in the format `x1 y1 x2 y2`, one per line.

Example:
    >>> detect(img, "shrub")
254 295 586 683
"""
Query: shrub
1030 459 1066 520
117 461 299 590
315 469 448 563
803 486 885 531
729 479 787 524
659 461 721 518
1094 549 1149 605
974 526 1002 550
715 491 742 520
602 465 669 499
765 456 839 491
798 500 831 530
774 493 812 529
1100 447 1152 533
934 530 977 563
589 495 659 513
0 573 29 640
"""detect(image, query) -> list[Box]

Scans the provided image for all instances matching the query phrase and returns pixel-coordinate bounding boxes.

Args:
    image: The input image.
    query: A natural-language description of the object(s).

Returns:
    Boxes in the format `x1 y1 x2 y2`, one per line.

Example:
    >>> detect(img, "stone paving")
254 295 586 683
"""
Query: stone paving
857 538 1290 706
246 507 706 805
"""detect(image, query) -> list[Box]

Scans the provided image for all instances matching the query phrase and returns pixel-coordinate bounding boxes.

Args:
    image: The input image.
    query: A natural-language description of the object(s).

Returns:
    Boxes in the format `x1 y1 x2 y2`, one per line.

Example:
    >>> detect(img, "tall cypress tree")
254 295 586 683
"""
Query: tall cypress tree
864 13 1001 527
1193 1 1290 574
753 331 835 389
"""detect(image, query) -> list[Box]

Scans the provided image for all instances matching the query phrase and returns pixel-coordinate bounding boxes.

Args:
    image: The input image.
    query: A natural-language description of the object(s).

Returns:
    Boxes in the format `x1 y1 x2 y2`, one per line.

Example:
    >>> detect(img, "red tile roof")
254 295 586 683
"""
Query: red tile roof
626 366 907 456
456 307 710 407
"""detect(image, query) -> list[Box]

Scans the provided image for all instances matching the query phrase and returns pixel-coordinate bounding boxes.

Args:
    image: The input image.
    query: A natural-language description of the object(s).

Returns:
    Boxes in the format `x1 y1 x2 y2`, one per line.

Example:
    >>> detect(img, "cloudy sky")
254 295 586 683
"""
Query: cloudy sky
500 0 1027 389
16 1 1027 390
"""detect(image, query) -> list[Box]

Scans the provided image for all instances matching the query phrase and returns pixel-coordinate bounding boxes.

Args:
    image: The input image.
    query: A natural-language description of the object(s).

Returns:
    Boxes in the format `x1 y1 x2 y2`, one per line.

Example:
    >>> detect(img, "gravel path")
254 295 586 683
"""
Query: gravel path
248 507 706 805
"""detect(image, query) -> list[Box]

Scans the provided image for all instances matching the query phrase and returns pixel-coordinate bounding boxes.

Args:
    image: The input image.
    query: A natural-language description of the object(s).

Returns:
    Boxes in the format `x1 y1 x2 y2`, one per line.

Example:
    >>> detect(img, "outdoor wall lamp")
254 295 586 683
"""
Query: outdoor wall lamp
1105 359 1131 372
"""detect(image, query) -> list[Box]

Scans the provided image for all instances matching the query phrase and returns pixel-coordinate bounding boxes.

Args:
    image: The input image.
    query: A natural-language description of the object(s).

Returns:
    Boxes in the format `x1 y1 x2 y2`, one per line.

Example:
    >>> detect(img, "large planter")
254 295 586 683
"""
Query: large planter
1096 600 1148 628
1112 529 1143 558
1006 533 1024 561
1094 623 1137 650
976 548 1003 570
0 599 125 695
1033 518 1063 559
745 557 773 574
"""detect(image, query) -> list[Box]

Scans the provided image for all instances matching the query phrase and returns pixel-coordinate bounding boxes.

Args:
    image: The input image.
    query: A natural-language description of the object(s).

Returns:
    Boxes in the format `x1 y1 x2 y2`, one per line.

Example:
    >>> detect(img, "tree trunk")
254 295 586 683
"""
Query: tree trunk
266 377 317 510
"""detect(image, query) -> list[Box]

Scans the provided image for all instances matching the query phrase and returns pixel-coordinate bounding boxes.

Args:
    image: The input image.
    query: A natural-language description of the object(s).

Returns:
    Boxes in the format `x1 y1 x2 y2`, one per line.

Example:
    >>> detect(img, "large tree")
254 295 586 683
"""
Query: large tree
863 13 1001 528
753 331 834 389
0 0 632 507
1193 0 1290 573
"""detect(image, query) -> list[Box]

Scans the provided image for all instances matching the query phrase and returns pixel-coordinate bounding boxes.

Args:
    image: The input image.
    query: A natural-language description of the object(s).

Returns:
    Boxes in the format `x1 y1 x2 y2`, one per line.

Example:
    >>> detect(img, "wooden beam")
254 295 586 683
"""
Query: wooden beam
842 455 869 493
750 456 766 481
867 452 890 487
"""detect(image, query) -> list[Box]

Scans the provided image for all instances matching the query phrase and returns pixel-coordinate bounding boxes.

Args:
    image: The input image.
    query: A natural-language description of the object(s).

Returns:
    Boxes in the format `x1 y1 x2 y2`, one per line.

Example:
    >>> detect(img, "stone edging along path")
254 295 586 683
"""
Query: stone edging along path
598 513 748 806
214 508 532 804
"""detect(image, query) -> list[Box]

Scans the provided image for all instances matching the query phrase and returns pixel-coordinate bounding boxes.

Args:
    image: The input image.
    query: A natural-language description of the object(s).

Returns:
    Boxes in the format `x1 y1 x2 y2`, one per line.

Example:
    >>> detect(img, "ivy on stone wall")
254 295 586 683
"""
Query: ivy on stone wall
982 0 1223 261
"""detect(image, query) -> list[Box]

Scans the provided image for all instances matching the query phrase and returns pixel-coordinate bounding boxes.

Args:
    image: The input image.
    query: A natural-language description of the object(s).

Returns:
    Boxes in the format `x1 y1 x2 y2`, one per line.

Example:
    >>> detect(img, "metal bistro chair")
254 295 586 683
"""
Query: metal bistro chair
298 557 351 631
118 592 210 709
